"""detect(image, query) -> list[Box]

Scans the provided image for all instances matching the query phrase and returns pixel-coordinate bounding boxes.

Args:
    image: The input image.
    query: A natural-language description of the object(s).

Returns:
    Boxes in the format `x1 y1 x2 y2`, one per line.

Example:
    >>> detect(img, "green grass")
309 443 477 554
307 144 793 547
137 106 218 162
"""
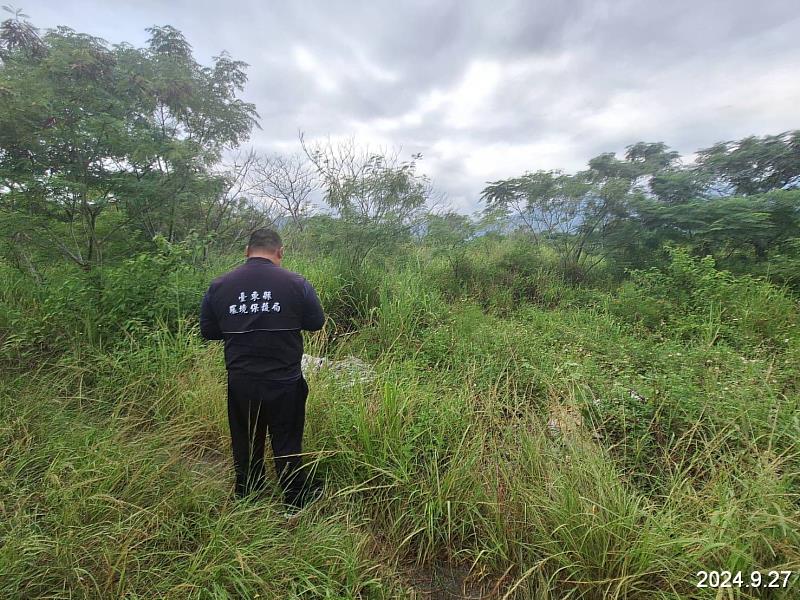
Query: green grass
1 247 799 598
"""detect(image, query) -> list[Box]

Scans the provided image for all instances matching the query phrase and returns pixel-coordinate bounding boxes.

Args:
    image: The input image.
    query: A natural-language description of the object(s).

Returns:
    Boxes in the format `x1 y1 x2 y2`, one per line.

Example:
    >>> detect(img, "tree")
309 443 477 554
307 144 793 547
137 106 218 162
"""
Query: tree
482 170 630 279
0 18 258 268
635 190 800 261
422 211 475 279
695 131 800 196
253 151 318 232
624 142 680 172
202 150 281 254
0 5 44 59
301 136 437 265
649 170 708 205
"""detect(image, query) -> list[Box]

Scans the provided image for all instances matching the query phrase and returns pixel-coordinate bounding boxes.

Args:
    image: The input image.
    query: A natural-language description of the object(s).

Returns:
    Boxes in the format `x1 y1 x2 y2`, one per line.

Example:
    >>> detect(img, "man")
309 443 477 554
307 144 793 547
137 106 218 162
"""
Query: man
199 228 325 509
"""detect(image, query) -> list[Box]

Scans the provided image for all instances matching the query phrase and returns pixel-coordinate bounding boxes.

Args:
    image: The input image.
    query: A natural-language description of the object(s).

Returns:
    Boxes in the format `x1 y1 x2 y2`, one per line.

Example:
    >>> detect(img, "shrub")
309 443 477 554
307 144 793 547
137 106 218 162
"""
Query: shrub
98 235 211 338
608 247 799 351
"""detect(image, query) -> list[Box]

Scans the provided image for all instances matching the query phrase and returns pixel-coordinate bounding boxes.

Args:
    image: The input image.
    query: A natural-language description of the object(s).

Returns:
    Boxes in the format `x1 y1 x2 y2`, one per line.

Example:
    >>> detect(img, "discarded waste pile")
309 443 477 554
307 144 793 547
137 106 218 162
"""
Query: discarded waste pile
301 354 375 386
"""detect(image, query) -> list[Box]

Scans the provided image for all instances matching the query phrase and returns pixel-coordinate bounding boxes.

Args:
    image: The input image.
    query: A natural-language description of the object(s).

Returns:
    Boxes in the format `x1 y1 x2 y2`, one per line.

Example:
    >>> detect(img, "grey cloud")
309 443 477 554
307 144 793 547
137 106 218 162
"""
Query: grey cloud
26 0 800 212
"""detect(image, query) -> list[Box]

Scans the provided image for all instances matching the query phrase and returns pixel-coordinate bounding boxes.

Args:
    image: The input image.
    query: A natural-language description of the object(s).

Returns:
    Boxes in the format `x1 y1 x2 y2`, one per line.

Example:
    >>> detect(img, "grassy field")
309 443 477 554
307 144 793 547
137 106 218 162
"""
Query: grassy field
1 243 799 598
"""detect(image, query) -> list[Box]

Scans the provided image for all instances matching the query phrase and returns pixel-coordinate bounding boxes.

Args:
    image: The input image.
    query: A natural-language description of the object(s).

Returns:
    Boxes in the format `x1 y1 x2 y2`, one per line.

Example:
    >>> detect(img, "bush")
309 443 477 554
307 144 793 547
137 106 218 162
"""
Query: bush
97 235 212 339
0 262 100 357
608 247 799 351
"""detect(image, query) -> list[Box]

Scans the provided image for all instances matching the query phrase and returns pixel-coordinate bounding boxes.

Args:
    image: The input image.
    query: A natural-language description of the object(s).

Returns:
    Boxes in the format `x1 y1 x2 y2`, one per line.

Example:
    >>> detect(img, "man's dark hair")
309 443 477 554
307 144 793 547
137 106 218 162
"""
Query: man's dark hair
247 228 282 252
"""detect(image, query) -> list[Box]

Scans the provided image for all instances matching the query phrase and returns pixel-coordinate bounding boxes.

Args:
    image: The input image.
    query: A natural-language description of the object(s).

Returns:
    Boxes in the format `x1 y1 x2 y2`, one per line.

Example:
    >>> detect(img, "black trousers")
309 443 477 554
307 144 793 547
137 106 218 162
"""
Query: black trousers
226 372 309 504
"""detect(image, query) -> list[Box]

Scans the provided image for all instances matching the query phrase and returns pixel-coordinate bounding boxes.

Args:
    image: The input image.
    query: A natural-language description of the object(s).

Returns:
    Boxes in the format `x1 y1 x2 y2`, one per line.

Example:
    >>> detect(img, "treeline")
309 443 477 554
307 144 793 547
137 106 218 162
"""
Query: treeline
1 14 799 288
0 13 435 273
483 134 800 282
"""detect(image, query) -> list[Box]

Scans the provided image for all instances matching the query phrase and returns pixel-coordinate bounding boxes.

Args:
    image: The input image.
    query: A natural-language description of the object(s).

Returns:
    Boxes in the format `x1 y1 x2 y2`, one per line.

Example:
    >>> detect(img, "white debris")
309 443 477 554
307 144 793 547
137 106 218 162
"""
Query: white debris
301 354 329 372
628 388 646 402
301 353 375 386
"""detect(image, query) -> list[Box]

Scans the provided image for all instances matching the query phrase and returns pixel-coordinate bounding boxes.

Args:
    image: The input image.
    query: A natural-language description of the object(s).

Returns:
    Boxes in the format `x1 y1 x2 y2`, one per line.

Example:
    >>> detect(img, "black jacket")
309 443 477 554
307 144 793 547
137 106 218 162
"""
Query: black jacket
199 257 325 380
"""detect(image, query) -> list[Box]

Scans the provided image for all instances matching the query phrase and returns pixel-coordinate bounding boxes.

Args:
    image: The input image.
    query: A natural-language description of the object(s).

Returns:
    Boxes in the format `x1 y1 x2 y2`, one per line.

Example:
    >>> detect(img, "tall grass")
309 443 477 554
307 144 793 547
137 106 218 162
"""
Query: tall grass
1 246 799 598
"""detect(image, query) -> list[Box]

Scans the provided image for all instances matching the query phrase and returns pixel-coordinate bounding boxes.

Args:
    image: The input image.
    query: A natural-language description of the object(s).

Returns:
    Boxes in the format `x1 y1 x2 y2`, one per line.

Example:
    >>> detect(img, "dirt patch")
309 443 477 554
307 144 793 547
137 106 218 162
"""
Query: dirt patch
400 562 508 599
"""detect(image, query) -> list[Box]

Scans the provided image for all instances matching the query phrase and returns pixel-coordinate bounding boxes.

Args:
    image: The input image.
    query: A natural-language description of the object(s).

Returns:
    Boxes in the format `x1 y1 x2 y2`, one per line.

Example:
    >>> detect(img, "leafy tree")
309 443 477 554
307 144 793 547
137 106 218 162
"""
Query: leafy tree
585 142 680 185
648 170 708 205
585 152 639 182
302 136 436 265
624 142 680 172
0 5 43 58
423 211 475 247
695 131 800 196
422 211 476 280
635 190 800 261
0 17 258 268
482 170 628 279
482 131 800 278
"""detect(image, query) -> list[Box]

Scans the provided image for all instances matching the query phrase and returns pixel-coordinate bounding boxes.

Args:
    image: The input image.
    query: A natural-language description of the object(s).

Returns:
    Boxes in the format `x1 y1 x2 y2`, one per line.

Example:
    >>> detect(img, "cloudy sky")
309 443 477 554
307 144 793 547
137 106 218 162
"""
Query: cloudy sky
24 0 800 212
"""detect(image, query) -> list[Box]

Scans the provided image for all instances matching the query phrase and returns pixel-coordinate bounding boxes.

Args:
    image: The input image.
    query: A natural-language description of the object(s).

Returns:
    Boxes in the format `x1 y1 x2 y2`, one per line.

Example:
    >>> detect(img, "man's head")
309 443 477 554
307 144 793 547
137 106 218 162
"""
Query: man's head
246 228 284 265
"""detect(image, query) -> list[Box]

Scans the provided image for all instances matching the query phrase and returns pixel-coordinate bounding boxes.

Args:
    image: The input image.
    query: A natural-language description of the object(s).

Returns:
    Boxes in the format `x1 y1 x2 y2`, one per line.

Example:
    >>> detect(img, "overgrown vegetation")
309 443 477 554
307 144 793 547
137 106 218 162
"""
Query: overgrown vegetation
1 12 799 600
